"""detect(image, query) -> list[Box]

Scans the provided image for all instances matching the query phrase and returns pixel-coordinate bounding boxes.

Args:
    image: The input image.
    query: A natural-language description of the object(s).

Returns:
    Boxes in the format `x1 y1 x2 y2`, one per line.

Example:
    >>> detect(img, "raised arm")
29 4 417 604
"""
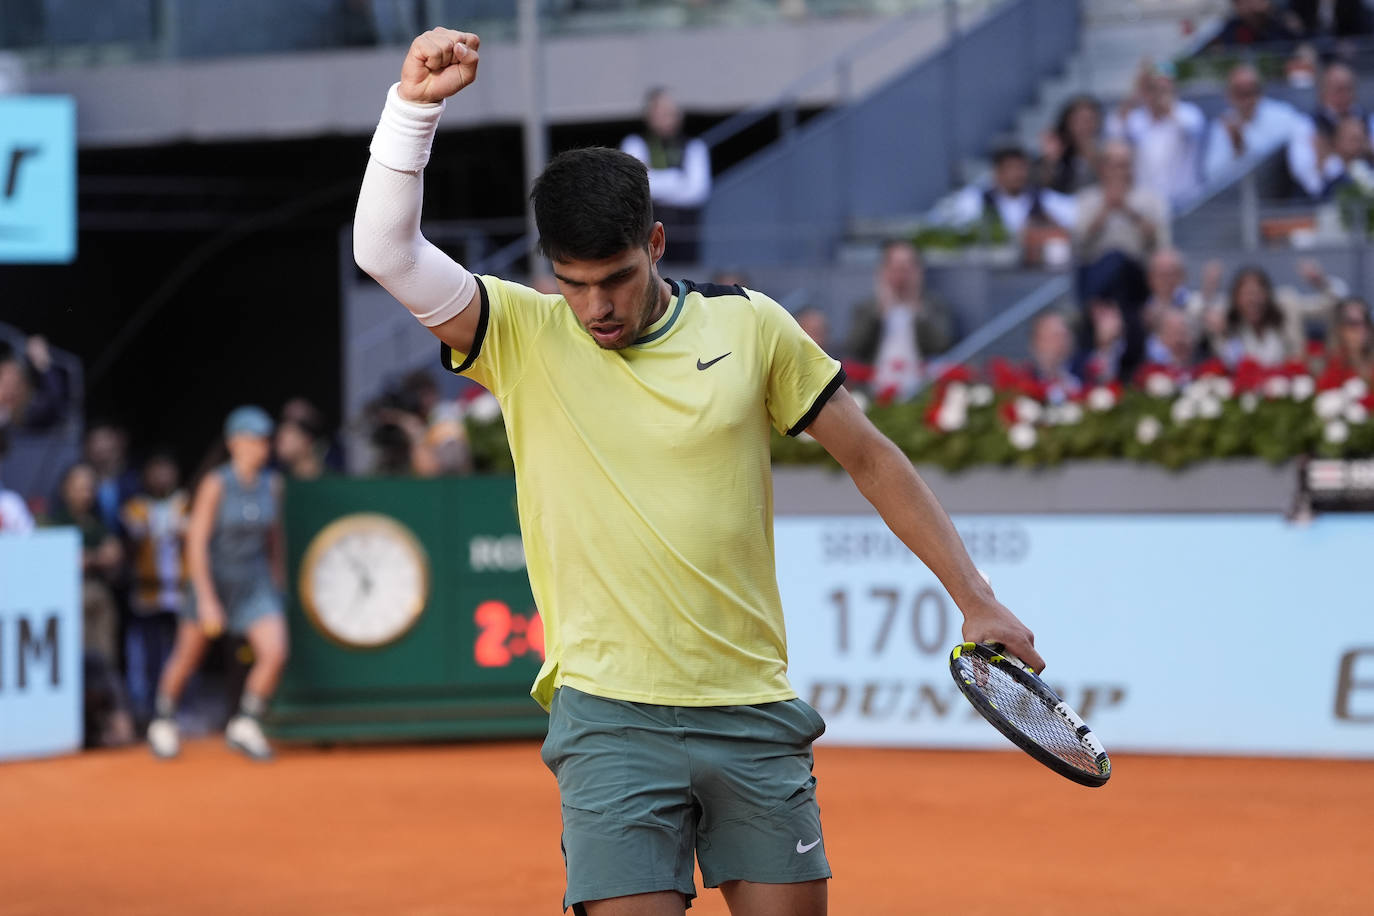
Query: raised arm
806 386 1046 671
353 28 486 356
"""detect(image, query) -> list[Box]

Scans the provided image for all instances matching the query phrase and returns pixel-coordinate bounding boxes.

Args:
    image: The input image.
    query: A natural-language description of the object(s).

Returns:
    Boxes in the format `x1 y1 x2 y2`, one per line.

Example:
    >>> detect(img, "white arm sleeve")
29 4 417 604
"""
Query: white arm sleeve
354 84 477 328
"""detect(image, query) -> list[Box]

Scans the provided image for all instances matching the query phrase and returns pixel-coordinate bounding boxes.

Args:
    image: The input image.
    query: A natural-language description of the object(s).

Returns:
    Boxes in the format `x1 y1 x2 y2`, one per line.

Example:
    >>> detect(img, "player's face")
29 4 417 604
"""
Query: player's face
553 223 669 350
227 432 271 471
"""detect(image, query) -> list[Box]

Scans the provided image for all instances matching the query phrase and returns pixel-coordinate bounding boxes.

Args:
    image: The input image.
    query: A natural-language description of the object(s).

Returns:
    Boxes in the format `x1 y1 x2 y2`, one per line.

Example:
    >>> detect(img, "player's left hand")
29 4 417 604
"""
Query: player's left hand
961 599 1045 673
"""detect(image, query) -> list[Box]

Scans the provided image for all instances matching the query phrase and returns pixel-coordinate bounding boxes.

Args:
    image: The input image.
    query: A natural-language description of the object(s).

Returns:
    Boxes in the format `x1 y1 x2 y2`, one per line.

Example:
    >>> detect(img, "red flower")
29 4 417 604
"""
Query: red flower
936 364 976 386
989 357 1025 392
1194 358 1228 379
1281 359 1309 378
923 395 942 429
841 360 874 384
998 400 1018 426
1318 363 1354 391
1232 358 1268 394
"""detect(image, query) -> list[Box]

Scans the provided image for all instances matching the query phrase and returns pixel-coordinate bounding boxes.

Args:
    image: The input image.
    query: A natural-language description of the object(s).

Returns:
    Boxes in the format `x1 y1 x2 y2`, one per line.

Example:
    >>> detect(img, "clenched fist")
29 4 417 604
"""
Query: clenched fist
399 28 480 104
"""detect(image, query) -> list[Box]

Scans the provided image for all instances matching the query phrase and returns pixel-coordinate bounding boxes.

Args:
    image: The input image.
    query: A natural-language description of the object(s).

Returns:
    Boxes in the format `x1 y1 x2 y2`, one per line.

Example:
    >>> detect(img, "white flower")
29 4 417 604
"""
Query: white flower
1136 415 1163 445
1209 377 1235 400
1086 386 1116 412
1263 375 1292 399
1315 389 1347 420
1344 402 1369 425
1290 375 1315 401
1144 373 1176 398
1324 419 1350 444
1008 423 1037 450
1014 396 1043 425
1197 396 1223 419
1170 398 1197 424
935 400 967 431
1351 158 1374 194
1344 377 1369 401
943 381 970 406
969 384 994 407
1240 392 1259 413
1058 402 1084 425
467 392 503 423
850 390 872 414
1183 380 1210 402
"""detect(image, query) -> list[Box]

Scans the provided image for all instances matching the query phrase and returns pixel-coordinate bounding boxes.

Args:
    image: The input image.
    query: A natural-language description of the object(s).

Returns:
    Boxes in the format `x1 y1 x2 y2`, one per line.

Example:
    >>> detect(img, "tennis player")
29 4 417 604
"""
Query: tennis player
355 28 1045 916
146 406 288 762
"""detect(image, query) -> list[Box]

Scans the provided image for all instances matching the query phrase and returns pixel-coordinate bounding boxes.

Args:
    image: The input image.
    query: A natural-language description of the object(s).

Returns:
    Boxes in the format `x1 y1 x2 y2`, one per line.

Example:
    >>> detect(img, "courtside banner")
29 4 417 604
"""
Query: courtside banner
0 95 77 264
0 529 82 761
777 514 1374 757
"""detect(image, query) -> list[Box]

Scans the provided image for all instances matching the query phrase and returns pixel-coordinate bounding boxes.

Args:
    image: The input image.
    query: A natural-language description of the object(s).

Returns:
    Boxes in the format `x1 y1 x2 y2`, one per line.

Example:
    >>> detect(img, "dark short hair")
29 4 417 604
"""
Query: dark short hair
531 148 655 262
991 143 1029 165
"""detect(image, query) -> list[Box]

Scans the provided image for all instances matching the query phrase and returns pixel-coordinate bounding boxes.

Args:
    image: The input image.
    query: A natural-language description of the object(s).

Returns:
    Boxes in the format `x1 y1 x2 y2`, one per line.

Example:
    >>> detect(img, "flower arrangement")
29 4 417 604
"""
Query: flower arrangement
461 357 1374 473
768 356 1374 471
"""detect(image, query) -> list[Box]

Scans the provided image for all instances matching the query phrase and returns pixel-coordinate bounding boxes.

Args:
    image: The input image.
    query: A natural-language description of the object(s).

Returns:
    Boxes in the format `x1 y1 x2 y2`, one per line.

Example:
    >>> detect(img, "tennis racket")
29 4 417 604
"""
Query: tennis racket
949 641 1111 787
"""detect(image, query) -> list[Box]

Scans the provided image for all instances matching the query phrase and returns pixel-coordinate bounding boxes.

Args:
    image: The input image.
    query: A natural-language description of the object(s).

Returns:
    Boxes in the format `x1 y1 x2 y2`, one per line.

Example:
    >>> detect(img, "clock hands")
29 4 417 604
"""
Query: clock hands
343 550 375 595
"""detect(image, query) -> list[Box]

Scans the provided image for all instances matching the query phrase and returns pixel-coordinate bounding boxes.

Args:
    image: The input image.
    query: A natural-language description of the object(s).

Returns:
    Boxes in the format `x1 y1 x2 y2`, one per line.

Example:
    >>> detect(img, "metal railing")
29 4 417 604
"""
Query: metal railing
2 0 996 64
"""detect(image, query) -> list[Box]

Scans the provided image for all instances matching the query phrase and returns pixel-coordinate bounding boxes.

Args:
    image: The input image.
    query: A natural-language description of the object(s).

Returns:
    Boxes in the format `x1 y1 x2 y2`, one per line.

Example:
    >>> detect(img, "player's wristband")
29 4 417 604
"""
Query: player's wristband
369 82 445 173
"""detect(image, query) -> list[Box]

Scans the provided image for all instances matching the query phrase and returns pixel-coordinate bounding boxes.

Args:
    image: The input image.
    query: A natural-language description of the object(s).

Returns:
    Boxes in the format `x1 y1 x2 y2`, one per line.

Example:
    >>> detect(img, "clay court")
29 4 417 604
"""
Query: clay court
3 740 1371 915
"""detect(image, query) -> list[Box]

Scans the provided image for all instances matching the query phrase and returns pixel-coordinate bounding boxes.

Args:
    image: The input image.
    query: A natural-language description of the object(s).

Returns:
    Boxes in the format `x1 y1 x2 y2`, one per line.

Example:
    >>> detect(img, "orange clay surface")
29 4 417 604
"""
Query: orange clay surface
2 740 1372 915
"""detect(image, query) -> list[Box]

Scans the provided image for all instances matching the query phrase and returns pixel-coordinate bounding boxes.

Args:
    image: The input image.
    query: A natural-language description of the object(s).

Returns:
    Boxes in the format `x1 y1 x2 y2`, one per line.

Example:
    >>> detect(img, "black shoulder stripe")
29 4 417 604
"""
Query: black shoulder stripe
786 367 847 437
676 278 750 300
439 276 490 374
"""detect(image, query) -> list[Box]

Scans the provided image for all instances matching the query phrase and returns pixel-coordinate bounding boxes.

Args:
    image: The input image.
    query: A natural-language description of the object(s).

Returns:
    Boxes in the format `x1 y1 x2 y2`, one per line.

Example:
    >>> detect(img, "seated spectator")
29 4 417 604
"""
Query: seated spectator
1287 61 1374 197
84 422 140 535
46 461 134 747
0 334 72 433
620 87 712 264
1319 113 1374 197
276 403 327 481
1285 0 1371 40
1108 65 1206 205
844 240 958 402
1209 0 1301 46
795 306 831 353
1074 297 1142 386
946 143 1077 241
0 428 35 534
282 397 344 472
1145 307 1205 372
1205 63 1302 181
1141 249 1224 334
1040 95 1104 195
119 452 189 731
1027 311 1083 403
1324 296 1374 380
1209 266 1292 366
1074 141 1171 266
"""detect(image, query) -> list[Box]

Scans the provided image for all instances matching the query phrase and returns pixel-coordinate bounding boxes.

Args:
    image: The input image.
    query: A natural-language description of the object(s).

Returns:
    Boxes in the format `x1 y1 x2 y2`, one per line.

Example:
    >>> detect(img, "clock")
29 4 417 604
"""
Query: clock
298 513 430 648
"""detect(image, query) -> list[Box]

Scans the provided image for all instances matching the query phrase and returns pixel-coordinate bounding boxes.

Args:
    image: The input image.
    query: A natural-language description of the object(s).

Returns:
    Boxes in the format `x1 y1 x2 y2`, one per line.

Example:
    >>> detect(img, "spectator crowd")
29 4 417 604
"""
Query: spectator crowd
0 377 336 749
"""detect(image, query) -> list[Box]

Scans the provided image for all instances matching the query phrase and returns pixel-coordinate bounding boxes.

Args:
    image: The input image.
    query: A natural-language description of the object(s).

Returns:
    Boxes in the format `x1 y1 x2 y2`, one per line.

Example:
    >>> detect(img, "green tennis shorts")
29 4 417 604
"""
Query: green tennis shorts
540 686 831 912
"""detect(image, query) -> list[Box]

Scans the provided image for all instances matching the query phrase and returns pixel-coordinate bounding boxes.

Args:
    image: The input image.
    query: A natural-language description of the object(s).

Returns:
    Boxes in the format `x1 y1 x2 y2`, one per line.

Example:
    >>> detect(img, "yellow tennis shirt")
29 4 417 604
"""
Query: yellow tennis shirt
443 276 843 709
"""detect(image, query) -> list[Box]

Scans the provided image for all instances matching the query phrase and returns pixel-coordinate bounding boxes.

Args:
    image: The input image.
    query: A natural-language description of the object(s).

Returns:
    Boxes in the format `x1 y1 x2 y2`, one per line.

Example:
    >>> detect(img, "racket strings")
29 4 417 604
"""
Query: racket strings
967 660 1100 772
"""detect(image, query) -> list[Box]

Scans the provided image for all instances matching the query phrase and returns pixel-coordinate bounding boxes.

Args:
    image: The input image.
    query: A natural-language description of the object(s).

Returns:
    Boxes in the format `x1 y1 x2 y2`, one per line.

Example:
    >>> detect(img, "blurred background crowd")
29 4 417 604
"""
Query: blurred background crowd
4 0 1374 745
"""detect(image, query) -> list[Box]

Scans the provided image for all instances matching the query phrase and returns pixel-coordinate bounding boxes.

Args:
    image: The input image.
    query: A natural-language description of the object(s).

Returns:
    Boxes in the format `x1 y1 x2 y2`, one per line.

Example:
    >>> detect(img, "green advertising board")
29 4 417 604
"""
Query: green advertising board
267 476 548 742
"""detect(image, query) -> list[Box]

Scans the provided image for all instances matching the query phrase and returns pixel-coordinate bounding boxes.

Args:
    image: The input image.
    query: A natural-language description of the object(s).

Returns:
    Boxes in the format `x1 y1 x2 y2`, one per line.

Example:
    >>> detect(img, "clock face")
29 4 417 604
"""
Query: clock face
299 514 430 648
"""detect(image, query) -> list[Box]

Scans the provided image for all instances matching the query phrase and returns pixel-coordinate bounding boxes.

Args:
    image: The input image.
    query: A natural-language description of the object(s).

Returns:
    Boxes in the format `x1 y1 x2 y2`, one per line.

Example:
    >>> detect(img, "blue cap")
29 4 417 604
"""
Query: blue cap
224 405 274 440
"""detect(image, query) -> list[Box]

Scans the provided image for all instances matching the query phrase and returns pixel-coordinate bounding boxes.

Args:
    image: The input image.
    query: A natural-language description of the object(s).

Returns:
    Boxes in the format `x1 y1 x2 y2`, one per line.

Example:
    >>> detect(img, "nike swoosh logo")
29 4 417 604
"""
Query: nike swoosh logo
796 838 821 854
696 352 731 370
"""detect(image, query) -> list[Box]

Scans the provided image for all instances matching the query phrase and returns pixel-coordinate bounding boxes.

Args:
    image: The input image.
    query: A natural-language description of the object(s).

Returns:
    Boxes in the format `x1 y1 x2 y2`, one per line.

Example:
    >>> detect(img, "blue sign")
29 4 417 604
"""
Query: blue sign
777 514 1374 757
0 529 82 760
0 95 76 264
